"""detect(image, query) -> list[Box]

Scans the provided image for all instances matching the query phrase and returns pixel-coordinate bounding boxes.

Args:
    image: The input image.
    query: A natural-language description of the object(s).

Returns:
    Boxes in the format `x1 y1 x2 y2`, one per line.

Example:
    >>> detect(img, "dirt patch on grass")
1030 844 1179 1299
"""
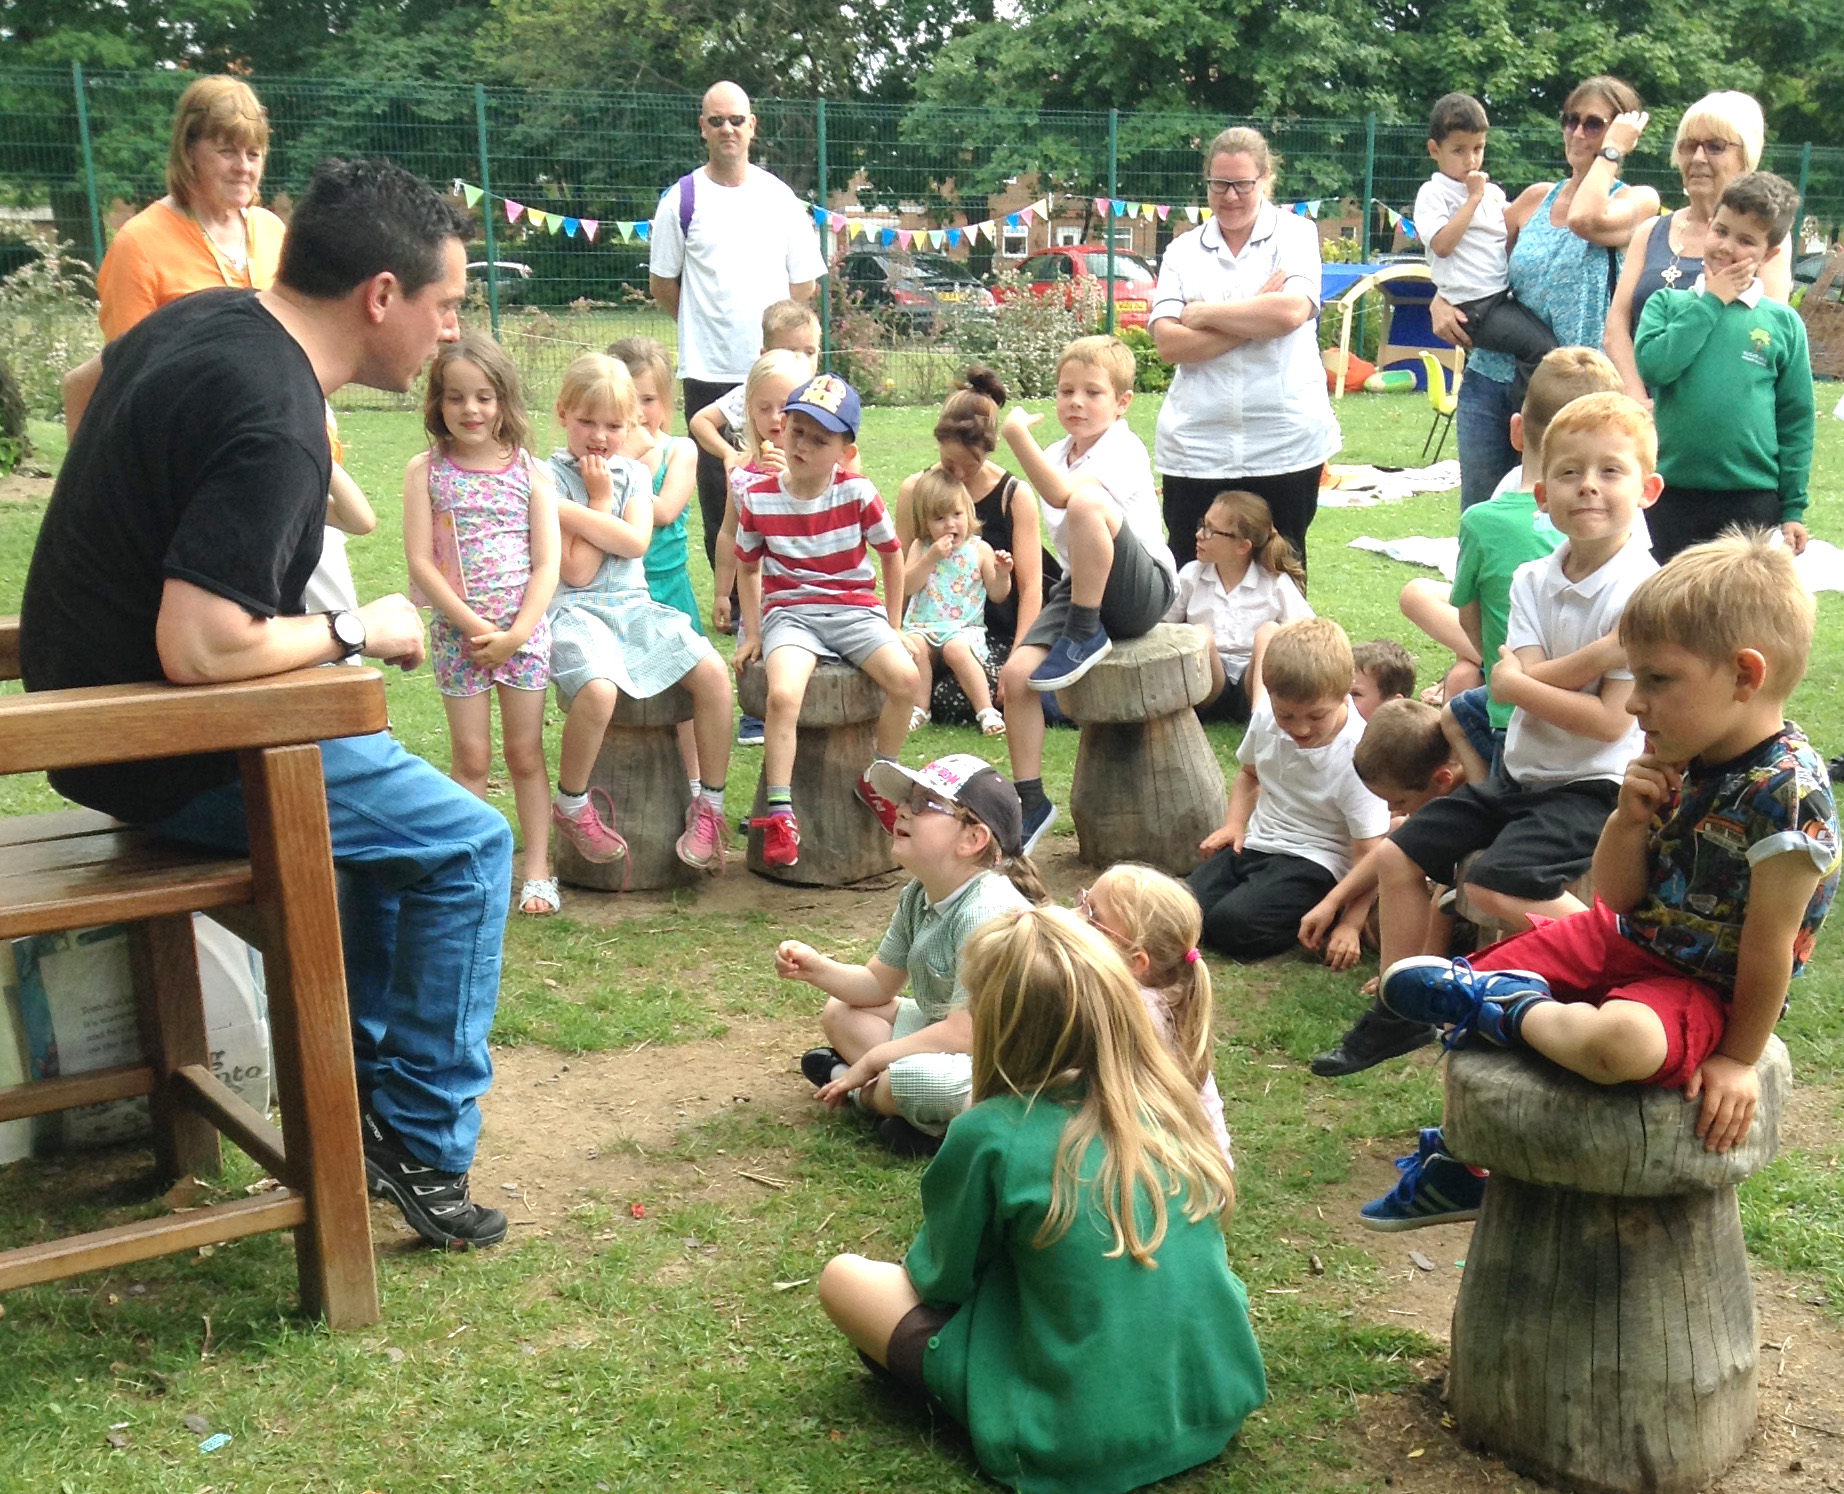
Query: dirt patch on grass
0 472 51 504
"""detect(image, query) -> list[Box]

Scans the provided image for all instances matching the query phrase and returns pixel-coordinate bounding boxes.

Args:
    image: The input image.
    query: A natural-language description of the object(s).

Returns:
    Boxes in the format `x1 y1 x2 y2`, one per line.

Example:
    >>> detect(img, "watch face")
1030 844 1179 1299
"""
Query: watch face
333 612 364 650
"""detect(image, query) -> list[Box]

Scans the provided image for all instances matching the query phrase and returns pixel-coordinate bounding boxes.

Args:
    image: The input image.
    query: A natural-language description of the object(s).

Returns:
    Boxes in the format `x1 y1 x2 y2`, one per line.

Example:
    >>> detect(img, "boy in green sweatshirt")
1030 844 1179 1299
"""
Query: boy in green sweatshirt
1634 171 1814 564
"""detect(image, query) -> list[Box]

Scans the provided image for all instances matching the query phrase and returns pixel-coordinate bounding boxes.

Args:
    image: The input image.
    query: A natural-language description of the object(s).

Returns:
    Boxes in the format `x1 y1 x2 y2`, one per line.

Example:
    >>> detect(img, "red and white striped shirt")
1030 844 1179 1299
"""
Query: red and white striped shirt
734 468 900 614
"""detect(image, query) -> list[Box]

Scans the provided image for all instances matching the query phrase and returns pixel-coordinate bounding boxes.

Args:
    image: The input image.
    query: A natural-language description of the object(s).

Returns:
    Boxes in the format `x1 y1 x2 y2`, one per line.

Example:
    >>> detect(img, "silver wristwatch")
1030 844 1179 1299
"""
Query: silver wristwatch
326 609 366 659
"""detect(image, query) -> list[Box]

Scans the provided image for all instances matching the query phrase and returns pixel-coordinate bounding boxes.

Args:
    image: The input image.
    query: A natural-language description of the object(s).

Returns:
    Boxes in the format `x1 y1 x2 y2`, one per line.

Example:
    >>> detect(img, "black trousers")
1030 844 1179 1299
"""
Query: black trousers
1187 845 1337 960
682 376 741 574
1162 465 1324 577
1647 485 1781 564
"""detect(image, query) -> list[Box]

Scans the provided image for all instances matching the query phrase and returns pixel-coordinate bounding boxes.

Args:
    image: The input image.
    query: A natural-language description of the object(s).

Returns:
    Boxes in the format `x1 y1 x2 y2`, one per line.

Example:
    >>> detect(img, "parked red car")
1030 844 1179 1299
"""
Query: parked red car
996 244 1160 328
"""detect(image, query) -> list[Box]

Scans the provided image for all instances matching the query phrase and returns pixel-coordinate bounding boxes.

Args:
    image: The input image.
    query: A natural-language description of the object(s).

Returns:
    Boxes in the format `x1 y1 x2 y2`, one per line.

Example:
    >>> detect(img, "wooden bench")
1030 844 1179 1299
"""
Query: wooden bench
1055 624 1226 875
0 616 385 1329
737 661 895 886
1443 1038 1789 1493
554 682 698 892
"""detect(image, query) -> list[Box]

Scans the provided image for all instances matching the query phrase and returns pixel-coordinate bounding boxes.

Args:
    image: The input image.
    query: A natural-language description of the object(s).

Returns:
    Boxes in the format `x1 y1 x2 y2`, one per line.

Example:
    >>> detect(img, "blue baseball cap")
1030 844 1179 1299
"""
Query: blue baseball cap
783 374 862 439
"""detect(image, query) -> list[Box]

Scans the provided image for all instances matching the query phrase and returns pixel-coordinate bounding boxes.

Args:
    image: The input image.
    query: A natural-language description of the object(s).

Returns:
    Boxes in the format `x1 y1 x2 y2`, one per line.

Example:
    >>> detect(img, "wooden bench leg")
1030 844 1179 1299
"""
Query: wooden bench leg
240 744 379 1330
128 915 222 1182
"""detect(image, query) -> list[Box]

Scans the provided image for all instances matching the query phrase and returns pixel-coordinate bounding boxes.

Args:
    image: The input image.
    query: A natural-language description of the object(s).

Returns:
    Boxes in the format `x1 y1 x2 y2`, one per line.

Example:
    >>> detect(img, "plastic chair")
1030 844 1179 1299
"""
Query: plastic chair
1419 351 1460 462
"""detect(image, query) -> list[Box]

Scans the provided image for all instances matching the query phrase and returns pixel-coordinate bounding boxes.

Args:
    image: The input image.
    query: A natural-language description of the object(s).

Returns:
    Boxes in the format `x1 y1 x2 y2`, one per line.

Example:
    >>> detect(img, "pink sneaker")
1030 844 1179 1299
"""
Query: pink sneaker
552 787 628 865
676 797 728 872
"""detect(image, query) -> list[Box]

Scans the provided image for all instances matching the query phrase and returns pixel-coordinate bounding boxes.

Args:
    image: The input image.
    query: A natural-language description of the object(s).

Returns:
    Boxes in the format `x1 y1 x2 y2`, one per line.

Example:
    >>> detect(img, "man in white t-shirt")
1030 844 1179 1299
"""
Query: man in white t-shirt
649 81 827 578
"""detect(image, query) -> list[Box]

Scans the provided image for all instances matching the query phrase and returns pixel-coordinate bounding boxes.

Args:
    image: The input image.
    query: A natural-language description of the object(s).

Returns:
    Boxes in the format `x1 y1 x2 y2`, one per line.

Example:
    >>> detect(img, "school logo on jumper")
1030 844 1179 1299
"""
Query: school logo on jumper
800 376 852 414
1750 327 1772 351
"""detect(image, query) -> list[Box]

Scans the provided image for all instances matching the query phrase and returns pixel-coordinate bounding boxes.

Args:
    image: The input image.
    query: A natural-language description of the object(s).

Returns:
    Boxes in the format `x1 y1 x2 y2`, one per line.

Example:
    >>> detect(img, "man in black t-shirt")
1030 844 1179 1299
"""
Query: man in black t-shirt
22 160 513 1251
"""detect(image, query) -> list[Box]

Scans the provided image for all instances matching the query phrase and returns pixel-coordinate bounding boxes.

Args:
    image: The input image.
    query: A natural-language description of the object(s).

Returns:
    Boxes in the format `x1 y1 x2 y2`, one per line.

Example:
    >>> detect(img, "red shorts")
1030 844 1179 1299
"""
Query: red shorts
1469 901 1729 1089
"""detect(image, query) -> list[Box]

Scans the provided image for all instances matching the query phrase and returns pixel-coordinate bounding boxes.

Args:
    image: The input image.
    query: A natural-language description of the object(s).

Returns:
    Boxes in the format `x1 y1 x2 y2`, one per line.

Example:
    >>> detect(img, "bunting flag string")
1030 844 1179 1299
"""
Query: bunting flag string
1372 198 1419 241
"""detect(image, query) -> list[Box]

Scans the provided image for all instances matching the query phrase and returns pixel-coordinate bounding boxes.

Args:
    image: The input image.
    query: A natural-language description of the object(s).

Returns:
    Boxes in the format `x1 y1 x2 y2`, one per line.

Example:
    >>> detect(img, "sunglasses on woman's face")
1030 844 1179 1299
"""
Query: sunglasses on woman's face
705 113 748 128
1560 112 1610 137
1677 138 1734 159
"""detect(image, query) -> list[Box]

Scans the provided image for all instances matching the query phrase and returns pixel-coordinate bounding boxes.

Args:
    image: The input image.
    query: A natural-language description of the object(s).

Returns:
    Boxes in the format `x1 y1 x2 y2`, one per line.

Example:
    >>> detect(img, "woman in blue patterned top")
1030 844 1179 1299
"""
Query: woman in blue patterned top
1432 76 1661 508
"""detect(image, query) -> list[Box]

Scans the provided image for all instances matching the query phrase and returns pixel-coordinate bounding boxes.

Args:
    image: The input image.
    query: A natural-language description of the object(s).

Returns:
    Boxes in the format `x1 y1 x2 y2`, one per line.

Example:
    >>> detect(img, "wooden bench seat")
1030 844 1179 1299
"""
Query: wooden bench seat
0 615 387 1327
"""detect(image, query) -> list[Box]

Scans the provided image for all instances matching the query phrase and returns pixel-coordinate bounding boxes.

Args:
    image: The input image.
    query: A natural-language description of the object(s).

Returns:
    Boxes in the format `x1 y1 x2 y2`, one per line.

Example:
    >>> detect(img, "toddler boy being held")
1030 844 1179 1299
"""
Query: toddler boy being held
1383 533 1838 1152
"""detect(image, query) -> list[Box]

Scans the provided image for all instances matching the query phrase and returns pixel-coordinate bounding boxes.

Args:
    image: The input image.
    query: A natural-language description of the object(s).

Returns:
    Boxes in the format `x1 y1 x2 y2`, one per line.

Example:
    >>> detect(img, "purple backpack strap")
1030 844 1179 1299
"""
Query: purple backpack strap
678 173 697 237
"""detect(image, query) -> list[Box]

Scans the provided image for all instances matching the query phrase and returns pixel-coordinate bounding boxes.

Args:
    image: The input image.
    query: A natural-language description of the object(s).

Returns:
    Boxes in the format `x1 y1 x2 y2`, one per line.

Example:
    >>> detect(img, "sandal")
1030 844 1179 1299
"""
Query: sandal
519 877 561 916
977 706 1006 736
908 705 931 732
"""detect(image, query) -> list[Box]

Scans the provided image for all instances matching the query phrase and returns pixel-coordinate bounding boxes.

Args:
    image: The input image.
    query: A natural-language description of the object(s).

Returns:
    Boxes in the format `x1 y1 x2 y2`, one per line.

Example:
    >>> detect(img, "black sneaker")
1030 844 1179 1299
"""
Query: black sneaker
361 1109 508 1250
1309 1005 1438 1078
878 1116 943 1158
801 1046 846 1087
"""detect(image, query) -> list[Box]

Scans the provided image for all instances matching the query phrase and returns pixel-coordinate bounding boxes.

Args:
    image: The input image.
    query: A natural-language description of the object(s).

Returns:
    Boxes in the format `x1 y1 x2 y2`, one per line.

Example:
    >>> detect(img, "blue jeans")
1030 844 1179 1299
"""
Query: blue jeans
1455 370 1519 511
151 731 513 1173
1447 685 1505 774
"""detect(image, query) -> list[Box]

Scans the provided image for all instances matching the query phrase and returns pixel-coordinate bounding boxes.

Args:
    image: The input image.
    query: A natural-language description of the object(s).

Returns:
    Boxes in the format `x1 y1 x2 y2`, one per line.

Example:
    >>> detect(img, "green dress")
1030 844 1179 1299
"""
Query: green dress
642 433 704 636
905 1092 1267 1494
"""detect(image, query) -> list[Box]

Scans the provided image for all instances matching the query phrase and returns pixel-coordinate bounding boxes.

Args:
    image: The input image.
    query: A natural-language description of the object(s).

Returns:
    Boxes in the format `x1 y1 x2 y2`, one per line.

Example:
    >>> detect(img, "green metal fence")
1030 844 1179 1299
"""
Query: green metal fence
5 66 1844 412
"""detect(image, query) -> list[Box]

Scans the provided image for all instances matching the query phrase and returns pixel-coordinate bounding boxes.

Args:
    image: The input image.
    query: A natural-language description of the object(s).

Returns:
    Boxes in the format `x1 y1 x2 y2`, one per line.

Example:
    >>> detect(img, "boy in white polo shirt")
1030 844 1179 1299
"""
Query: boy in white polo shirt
1317 391 1661 1076
996 334 1178 850
1416 92 1557 404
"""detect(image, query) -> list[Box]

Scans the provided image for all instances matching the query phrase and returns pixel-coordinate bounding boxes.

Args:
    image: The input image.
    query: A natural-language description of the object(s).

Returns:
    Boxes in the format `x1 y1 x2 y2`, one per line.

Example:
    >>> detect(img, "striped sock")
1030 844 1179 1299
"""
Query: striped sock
767 785 793 816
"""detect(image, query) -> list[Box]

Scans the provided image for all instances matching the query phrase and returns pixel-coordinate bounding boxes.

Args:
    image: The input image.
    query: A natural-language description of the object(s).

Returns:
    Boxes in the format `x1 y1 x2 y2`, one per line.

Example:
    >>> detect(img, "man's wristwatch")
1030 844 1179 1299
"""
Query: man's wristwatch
326 609 366 660
1596 145 1625 166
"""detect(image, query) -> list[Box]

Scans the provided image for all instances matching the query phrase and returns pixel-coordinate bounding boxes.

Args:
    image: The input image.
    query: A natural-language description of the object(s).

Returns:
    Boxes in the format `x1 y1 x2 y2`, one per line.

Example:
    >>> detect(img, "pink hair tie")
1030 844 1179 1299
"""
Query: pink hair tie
1184 947 1202 964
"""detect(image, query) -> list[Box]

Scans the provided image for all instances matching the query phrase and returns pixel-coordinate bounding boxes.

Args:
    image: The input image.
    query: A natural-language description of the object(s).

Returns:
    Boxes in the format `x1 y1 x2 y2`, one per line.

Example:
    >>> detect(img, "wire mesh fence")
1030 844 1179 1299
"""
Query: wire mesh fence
5 66 1843 415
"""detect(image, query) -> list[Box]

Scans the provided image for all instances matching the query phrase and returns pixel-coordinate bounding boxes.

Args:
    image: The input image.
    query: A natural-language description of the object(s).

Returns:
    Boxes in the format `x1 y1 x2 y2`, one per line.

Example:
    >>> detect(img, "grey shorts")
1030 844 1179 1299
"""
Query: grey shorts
1020 523 1177 651
762 605 902 667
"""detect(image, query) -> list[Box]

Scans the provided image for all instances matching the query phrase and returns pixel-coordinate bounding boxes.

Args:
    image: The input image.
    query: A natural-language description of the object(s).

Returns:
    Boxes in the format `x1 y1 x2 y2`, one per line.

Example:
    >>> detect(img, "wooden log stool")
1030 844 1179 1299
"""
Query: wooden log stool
738 661 895 886
1443 1038 1791 1494
554 682 697 892
1055 624 1226 876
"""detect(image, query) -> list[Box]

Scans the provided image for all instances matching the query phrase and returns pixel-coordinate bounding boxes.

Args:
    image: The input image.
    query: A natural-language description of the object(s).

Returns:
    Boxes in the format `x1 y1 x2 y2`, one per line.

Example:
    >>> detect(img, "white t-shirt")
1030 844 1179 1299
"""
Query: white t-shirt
1415 173 1511 304
648 166 826 383
1239 700 1391 879
1164 560 1313 682
1149 204 1340 480
1040 418 1176 583
1501 529 1658 787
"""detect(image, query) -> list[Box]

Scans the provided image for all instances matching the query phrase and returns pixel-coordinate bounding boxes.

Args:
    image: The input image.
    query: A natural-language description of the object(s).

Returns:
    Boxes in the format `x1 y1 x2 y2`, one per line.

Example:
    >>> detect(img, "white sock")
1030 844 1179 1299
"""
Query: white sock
554 789 589 817
688 777 702 799
703 787 726 816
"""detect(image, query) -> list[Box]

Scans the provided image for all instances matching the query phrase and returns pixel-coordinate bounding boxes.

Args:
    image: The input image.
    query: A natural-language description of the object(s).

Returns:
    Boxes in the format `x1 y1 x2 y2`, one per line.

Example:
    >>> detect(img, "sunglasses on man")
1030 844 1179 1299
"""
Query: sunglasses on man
705 113 748 128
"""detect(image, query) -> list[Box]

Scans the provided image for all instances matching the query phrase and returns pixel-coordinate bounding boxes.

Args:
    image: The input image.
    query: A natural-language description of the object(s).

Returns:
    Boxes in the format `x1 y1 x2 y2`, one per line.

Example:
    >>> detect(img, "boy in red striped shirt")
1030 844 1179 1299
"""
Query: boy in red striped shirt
734 374 918 866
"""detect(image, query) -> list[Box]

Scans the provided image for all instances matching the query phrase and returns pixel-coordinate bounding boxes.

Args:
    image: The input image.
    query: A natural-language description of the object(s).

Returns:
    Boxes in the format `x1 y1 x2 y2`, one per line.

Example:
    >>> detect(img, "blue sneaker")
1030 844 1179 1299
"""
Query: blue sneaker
1020 797 1058 855
1360 1129 1487 1231
1379 956 1552 1049
736 714 765 747
1030 627 1112 691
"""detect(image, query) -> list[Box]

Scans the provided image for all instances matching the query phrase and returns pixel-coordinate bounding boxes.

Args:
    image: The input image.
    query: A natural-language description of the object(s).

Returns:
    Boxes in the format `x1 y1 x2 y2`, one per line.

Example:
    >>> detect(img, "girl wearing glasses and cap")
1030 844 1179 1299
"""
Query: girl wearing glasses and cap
1605 91 1792 404
1431 75 1660 509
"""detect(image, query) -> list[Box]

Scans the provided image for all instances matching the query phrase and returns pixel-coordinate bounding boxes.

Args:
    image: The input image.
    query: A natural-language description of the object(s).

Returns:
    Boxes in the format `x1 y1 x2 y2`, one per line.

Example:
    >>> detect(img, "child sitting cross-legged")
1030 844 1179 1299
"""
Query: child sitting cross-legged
1317 391 1663 1079
998 335 1179 850
732 374 920 865
901 468 1014 736
779 754 1045 1156
1380 532 1839 1161
1163 488 1311 723
1188 618 1392 961
816 906 1266 1494
1297 699 1465 972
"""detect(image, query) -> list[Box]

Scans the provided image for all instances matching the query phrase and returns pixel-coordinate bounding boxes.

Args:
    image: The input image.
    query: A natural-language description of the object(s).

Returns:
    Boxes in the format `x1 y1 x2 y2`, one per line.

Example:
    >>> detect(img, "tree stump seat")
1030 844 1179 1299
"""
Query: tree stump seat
1443 1038 1790 1493
554 682 697 892
738 661 895 887
1054 624 1226 876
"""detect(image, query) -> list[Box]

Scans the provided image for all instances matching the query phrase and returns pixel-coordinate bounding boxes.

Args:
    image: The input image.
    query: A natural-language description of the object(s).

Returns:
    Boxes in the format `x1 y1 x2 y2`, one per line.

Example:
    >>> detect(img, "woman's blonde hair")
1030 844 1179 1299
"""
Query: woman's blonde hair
740 349 816 462
1204 126 1277 187
1675 91 1766 174
606 336 674 408
1208 490 1305 589
961 907 1235 1268
909 467 980 540
1091 864 1214 1090
422 331 533 454
167 77 271 207
556 352 638 426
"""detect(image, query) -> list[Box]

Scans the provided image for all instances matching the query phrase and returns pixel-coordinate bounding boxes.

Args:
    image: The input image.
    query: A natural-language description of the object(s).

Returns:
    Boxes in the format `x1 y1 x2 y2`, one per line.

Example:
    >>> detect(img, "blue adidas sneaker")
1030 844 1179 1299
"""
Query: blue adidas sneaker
1359 1127 1487 1231
1030 627 1112 691
1378 956 1553 1049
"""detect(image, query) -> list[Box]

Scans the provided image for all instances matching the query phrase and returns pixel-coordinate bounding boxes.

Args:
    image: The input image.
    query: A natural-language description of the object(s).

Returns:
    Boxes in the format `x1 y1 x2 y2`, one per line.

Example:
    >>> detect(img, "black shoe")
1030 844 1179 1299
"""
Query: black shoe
1830 755 1844 785
801 1046 846 1087
1309 1005 1438 1078
361 1109 508 1250
878 1116 943 1158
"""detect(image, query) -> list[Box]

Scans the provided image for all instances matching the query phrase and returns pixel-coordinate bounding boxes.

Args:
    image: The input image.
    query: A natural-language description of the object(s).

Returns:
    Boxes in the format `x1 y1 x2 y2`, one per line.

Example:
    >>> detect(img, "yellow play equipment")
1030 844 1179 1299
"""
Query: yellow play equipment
1327 261 1464 402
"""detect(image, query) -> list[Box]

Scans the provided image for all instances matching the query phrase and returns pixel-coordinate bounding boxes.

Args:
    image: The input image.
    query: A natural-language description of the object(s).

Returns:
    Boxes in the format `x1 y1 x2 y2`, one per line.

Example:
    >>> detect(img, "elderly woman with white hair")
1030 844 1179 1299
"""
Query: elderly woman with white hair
1604 90 1793 401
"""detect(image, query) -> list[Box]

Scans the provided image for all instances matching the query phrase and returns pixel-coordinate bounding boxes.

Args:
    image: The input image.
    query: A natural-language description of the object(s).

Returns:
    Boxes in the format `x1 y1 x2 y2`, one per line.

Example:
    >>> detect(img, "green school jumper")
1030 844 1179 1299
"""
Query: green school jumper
1633 287 1815 521
905 1093 1267 1494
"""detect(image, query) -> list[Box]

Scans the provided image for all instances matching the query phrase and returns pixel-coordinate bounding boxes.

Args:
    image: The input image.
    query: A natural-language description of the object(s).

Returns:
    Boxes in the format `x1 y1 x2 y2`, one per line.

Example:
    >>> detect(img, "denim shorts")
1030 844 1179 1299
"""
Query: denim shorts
1447 685 1503 772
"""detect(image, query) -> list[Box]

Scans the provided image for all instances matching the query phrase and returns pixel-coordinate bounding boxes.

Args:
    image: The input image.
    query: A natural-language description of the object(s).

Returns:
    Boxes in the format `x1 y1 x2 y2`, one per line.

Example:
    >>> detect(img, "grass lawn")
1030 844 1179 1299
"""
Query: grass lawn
2 390 1843 1492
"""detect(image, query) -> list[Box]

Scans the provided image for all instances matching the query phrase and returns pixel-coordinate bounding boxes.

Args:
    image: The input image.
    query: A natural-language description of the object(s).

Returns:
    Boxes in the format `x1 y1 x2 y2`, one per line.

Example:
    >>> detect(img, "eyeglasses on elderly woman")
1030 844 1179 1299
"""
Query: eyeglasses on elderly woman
1676 137 1735 159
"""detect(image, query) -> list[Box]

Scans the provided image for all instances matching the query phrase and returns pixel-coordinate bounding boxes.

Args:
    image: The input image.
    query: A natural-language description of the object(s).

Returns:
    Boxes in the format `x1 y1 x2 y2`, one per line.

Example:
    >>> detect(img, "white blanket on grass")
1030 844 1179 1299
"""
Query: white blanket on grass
1349 533 1844 593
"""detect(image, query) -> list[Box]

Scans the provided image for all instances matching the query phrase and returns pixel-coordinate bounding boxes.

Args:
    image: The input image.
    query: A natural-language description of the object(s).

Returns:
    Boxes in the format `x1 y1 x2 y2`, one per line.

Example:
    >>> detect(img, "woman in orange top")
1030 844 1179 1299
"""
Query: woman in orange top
95 75 286 339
